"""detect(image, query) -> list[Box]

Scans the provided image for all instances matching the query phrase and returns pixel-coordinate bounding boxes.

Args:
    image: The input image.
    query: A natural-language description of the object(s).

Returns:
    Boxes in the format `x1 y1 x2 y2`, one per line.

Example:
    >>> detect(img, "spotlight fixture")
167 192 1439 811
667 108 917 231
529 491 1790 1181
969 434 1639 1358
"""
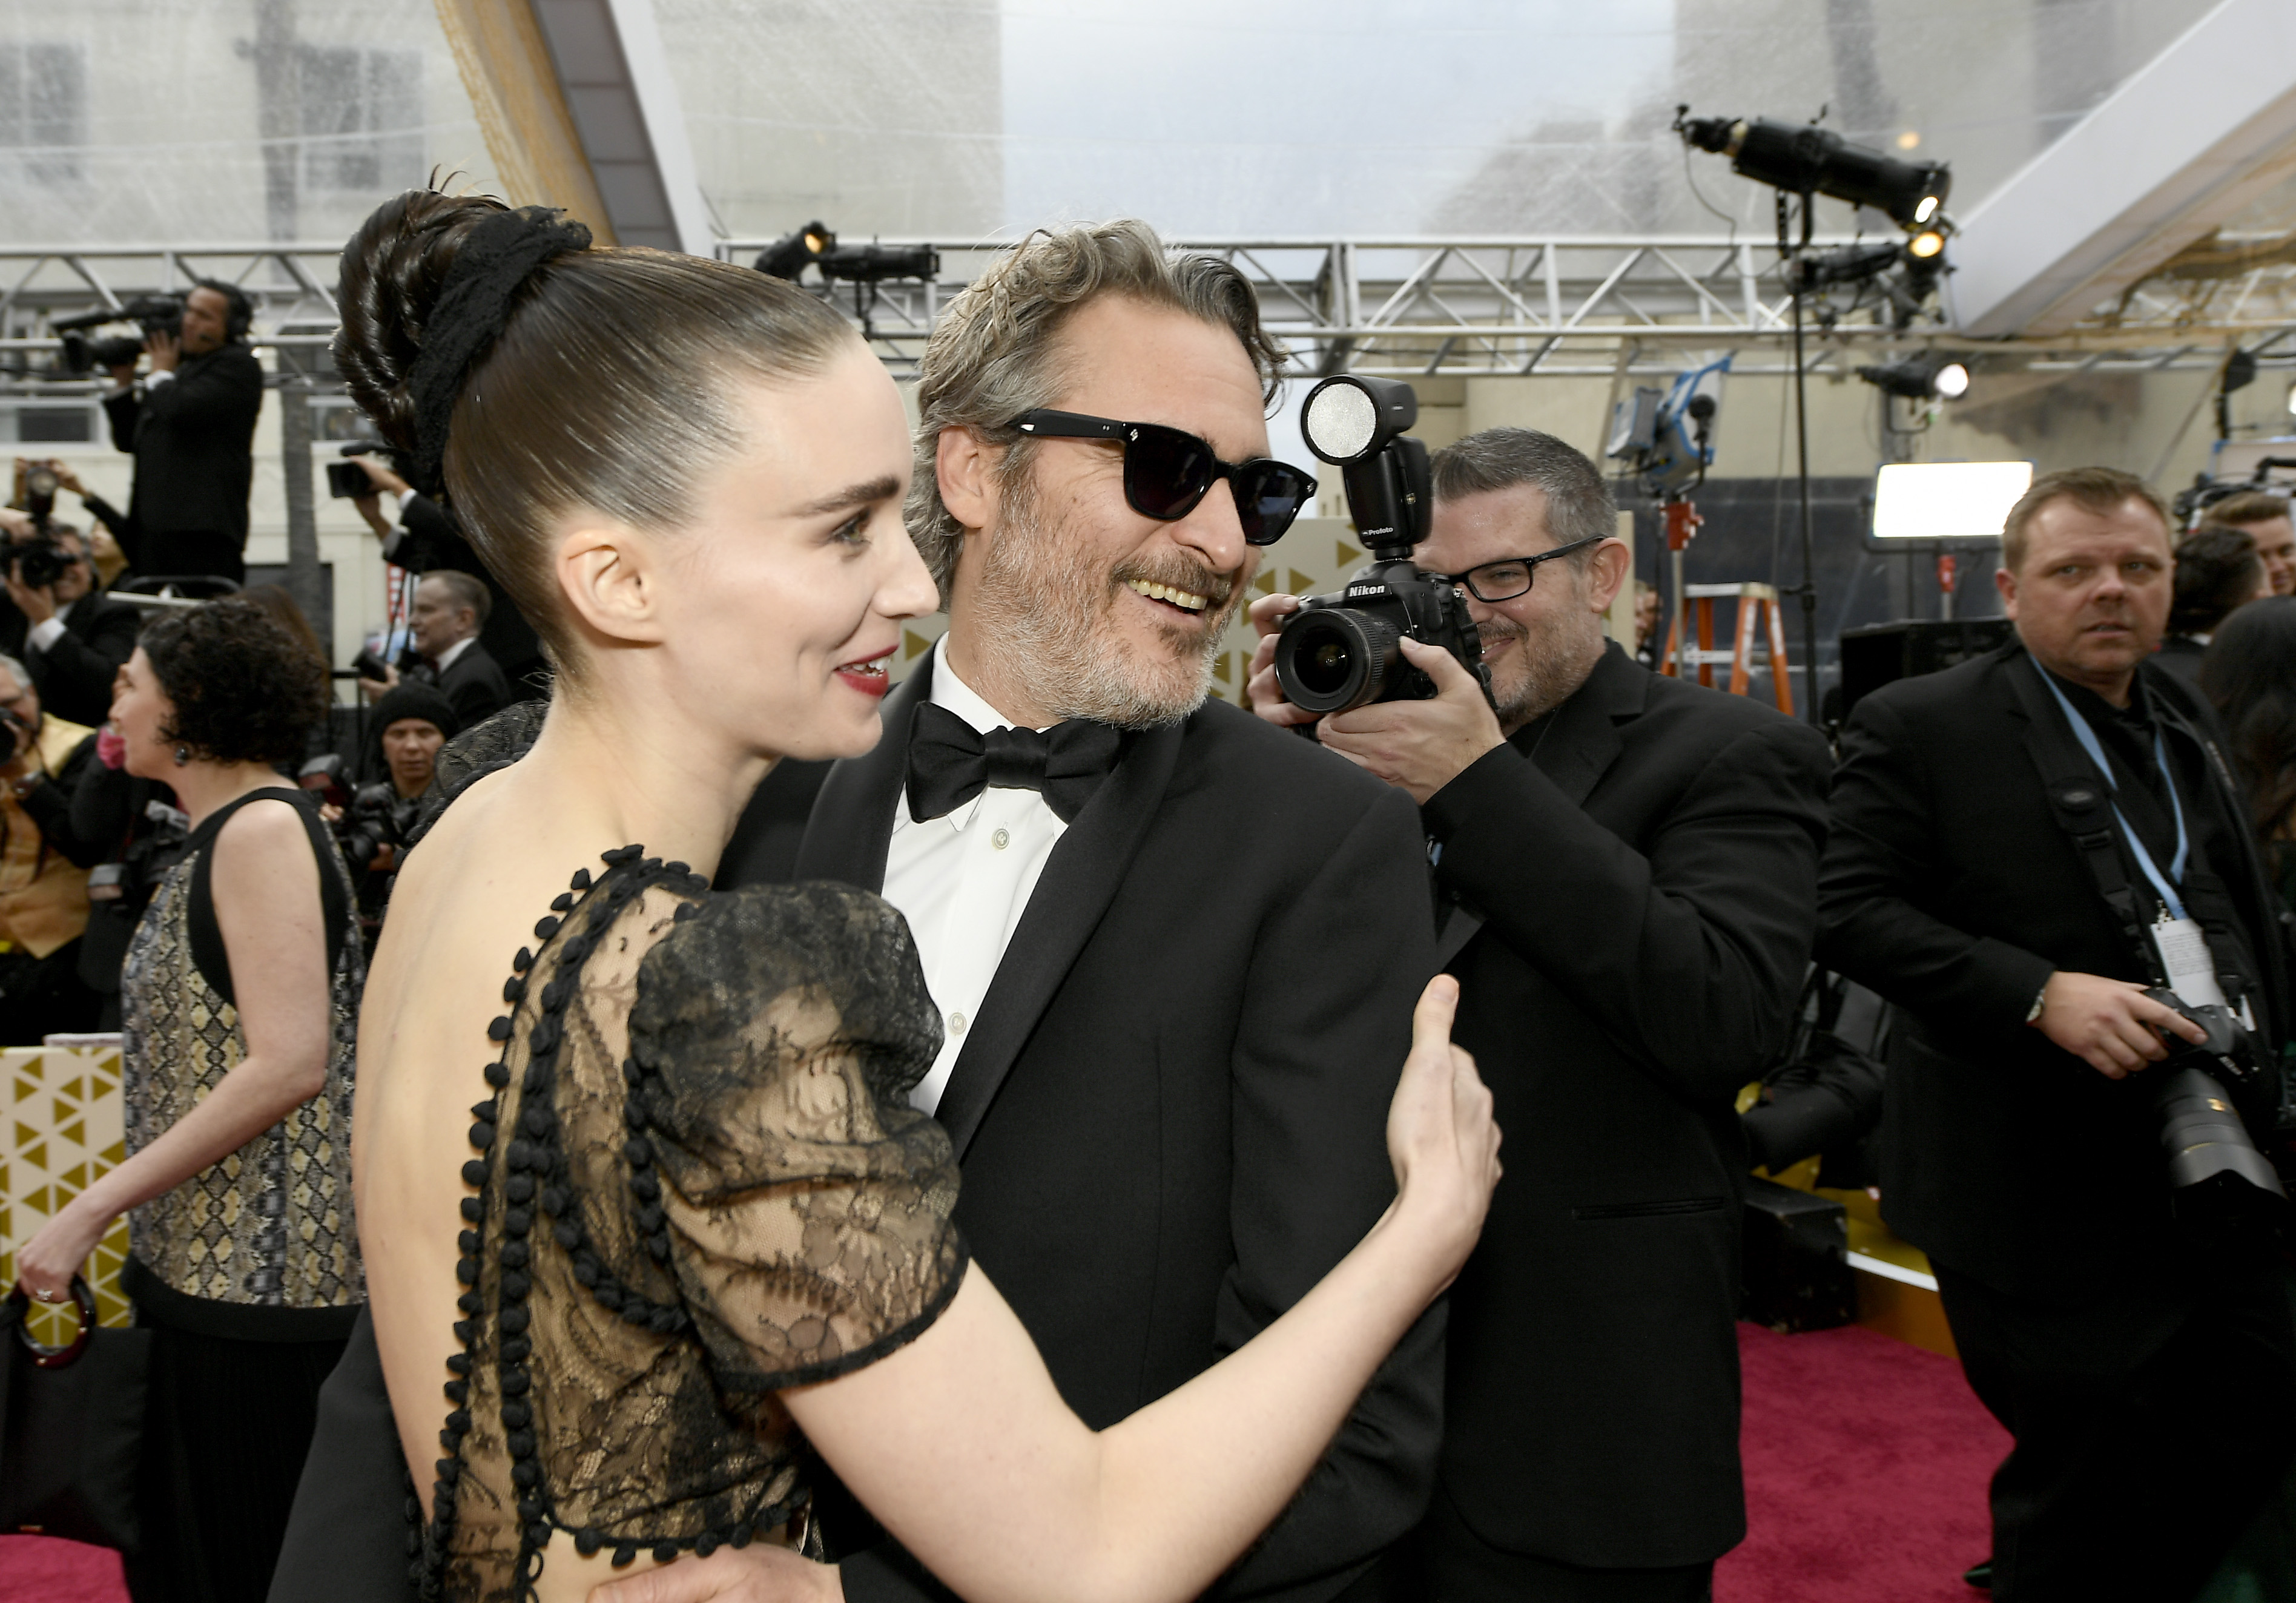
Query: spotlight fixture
1675 108 1951 232
756 221 836 281
1857 352 1970 401
1787 240 1902 294
817 240 940 284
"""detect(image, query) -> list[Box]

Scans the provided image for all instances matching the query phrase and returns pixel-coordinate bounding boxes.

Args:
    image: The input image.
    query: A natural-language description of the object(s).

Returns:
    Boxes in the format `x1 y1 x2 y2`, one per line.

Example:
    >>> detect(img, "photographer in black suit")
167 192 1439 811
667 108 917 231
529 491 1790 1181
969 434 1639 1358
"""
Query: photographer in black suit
272 220 1442 1603
1819 466 2296 1602
358 570 510 727
0 512 140 728
1245 427 1831 1601
346 451 546 693
100 280 264 584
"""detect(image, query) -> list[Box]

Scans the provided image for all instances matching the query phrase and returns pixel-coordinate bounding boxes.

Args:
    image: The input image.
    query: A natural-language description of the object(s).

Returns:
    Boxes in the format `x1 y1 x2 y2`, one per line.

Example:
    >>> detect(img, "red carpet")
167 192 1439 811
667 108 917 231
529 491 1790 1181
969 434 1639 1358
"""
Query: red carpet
7 1322 2006 1602
0 1535 124 1602
1718 1321 2007 1603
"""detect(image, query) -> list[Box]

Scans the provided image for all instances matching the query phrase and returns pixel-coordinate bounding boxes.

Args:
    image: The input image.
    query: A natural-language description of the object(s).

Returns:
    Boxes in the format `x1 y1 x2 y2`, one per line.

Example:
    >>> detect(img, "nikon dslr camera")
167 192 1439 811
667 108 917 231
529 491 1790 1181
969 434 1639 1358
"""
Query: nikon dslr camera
1270 376 1490 717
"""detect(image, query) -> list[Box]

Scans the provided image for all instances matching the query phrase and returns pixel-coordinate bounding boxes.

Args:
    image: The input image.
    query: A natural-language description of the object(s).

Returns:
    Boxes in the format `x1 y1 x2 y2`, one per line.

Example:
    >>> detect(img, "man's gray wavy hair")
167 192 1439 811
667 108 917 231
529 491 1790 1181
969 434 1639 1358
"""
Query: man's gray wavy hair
906 220 1287 601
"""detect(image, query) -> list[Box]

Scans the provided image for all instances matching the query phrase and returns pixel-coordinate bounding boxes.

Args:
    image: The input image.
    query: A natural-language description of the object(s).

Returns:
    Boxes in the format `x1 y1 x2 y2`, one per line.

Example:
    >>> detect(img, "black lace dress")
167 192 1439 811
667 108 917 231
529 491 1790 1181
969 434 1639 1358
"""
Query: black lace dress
417 848 968 1602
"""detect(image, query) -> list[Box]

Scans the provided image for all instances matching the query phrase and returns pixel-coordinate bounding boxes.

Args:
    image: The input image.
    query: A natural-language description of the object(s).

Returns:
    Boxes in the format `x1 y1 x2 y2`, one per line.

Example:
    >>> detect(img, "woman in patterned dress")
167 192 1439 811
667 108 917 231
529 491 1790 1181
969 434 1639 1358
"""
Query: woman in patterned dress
16 596 365 1602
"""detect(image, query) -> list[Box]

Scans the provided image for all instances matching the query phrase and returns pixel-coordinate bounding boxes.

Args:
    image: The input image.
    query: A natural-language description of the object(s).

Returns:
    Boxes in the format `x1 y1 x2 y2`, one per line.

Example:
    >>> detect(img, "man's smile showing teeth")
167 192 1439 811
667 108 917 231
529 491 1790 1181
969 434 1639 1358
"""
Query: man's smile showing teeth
1127 578 1209 613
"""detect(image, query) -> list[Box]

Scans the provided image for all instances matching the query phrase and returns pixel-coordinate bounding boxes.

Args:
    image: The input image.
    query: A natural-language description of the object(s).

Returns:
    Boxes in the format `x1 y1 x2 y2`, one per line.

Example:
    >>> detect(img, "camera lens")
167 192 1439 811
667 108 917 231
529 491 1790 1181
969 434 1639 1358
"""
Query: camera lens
1274 608 1400 714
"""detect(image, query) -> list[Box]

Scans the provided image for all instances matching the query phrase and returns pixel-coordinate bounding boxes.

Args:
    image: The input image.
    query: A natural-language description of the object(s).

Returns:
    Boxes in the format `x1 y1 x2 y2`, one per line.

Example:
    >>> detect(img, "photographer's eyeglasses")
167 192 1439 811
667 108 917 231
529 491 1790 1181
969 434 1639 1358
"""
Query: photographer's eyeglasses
1438 534 1608 603
1010 410 1317 547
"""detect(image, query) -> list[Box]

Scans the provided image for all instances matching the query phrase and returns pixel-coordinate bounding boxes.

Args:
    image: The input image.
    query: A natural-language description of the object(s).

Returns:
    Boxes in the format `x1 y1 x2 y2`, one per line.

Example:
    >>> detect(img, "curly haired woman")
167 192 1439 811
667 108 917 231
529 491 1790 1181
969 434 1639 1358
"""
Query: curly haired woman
16 595 365 1602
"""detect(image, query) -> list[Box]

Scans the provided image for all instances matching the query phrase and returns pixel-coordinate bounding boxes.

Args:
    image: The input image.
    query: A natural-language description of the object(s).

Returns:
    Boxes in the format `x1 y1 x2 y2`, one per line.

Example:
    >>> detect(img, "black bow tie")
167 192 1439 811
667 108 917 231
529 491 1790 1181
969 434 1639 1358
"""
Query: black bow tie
906 702 1124 825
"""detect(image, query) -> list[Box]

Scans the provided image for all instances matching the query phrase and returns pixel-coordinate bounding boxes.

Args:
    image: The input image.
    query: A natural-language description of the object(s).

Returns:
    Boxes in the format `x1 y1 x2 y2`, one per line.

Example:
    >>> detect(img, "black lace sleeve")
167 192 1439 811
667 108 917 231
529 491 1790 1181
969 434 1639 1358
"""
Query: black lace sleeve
629 883 968 1394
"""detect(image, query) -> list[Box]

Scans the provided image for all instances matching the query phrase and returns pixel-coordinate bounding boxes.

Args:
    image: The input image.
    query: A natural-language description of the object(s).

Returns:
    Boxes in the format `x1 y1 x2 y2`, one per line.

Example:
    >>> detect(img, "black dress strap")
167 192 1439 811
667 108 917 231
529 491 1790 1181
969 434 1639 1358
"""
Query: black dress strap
184 786 349 1006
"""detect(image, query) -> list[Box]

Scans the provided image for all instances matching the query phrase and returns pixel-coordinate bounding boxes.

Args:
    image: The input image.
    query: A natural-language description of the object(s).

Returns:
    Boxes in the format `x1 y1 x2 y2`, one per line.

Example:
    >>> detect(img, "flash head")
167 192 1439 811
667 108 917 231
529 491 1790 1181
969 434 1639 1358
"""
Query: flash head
1301 375 1417 465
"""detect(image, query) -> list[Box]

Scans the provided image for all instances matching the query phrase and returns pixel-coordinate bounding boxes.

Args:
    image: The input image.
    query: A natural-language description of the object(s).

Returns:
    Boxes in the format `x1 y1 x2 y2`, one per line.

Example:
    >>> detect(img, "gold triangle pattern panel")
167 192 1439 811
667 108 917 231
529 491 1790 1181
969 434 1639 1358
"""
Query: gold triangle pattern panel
1 1045 135 1338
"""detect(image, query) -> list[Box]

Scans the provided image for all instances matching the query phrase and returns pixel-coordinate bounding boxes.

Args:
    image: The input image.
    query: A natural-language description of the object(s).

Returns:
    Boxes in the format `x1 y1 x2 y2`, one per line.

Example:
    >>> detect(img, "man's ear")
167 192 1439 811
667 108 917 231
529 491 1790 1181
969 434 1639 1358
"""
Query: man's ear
552 515 669 647
1586 539 1632 614
937 426 1001 536
1994 564 2020 620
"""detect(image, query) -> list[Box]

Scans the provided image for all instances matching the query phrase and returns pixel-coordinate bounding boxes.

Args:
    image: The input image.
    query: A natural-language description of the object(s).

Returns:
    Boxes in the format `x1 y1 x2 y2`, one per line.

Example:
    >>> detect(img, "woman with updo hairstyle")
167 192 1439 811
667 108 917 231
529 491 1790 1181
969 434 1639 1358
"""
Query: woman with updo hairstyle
311 188 1496 1603
15 594 364 1602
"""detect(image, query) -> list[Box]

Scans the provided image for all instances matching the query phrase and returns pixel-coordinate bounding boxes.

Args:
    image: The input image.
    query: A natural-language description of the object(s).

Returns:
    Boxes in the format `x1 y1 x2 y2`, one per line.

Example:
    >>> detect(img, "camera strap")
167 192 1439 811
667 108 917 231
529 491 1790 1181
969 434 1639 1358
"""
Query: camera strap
2011 647 2240 1010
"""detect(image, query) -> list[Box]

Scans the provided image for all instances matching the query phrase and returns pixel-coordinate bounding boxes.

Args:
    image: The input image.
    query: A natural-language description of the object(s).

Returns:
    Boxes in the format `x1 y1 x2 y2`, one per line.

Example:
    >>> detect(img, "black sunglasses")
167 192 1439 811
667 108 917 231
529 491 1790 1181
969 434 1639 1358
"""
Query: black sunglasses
1437 533 1608 603
1010 410 1316 547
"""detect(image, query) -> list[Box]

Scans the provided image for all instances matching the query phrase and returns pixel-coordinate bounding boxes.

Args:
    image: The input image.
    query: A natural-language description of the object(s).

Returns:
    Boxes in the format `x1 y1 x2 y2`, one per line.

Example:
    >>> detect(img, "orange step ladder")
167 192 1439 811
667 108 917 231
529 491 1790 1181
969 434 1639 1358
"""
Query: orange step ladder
1662 581 1795 716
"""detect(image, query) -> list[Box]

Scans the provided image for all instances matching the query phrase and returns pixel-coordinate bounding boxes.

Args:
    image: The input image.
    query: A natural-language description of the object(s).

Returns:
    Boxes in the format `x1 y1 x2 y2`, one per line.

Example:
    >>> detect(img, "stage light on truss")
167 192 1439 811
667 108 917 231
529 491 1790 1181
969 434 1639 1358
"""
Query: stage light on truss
1858 351 1969 401
1675 108 1951 233
1872 461 2033 542
756 222 836 281
1907 226 1947 259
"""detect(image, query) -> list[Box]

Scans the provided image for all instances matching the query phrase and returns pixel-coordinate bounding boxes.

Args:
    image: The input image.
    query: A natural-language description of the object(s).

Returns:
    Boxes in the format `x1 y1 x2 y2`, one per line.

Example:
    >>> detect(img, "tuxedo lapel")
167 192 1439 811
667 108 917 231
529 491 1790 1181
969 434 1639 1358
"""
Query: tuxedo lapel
1532 643 1641 807
792 653 934 895
932 719 1185 1160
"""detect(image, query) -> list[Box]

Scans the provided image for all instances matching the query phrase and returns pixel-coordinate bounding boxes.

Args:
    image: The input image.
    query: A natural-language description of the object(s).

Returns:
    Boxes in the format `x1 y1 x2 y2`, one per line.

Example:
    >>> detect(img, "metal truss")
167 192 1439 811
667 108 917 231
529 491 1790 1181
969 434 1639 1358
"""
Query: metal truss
3 235 2294 393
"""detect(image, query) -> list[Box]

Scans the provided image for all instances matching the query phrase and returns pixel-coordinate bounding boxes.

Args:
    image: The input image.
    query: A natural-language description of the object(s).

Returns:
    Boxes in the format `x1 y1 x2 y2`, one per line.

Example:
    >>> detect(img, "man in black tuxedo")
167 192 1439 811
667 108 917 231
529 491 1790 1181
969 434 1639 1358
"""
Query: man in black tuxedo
1245 427 1830 1601
0 519 140 728
361 570 511 727
1818 466 2296 1602
100 280 264 584
270 222 1440 1603
348 452 547 694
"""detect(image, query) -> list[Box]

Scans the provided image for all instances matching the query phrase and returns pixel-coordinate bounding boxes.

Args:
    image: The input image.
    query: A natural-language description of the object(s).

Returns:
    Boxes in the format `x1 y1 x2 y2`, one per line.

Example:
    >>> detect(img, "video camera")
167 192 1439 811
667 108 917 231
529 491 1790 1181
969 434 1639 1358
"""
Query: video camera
1268 375 1491 718
2143 986 2291 1251
50 294 186 375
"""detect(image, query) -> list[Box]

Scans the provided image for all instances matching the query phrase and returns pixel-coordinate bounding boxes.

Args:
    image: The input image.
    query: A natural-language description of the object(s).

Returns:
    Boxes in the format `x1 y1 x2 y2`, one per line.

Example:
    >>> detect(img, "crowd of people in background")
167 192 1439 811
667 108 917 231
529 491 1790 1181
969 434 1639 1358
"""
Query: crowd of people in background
2 209 2295 1603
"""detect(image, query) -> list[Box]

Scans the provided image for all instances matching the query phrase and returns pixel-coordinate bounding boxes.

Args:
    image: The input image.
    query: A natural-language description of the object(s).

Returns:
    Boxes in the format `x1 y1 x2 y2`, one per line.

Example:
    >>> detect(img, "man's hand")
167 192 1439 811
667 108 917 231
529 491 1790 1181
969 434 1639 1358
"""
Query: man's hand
5 560 58 626
353 452 412 499
1315 639 1506 806
358 662 401 703
586 1547 842 1603
145 329 181 374
0 507 31 542
352 489 394 541
2031 970 2209 1078
47 461 86 499
1242 593 1318 730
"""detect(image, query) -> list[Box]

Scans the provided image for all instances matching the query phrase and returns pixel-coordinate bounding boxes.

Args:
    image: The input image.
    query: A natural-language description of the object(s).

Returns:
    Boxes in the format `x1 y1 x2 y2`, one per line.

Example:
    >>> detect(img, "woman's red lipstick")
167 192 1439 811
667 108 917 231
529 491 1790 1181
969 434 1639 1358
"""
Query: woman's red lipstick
835 645 896 698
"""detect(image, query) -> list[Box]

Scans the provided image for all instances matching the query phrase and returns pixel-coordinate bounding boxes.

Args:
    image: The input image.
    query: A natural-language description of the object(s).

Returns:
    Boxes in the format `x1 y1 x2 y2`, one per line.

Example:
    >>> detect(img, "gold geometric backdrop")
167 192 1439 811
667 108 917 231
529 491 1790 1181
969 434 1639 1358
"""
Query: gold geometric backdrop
1 1046 134 1341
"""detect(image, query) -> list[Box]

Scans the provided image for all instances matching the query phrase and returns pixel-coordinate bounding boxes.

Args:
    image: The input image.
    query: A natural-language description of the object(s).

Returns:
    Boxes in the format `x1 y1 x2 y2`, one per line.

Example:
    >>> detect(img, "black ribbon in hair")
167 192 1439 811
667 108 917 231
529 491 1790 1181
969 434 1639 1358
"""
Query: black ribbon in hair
403 206 592 498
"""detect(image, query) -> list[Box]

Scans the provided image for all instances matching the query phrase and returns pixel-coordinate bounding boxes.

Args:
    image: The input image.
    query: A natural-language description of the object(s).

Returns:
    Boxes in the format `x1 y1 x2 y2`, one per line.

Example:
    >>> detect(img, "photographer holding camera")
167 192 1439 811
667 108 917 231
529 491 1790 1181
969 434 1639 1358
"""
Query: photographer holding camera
0 484 141 728
1247 425 1830 1601
1818 467 2296 1602
0 652 104 1041
340 450 546 694
100 280 263 585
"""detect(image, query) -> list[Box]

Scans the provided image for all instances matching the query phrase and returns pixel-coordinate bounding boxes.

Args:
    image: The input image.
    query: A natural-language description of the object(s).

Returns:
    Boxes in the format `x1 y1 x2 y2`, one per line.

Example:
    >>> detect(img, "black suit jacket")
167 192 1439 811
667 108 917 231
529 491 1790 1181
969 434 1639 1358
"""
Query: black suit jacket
102 344 263 558
274 657 1445 1603
392 493 545 690
1419 643 1830 1568
427 640 512 728
0 591 141 728
1816 644 2291 1299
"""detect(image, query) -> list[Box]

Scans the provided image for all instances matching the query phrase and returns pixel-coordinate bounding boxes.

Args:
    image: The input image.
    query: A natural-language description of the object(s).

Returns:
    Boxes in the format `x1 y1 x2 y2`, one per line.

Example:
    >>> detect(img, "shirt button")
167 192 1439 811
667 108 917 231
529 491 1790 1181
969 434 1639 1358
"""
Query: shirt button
949 1012 967 1036
991 828 1010 851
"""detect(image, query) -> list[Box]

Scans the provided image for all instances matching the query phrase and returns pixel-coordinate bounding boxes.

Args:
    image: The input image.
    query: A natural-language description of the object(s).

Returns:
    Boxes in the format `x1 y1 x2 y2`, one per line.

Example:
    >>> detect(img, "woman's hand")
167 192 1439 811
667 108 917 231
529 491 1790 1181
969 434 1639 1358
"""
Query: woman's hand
1384 975 1500 1289
14 1194 114 1305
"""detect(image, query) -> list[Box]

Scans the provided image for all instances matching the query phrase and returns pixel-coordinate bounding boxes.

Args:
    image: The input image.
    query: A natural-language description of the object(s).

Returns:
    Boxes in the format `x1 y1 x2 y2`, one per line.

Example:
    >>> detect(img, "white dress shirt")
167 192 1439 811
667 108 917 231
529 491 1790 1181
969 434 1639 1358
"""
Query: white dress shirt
429 634 476 676
880 644 1068 1114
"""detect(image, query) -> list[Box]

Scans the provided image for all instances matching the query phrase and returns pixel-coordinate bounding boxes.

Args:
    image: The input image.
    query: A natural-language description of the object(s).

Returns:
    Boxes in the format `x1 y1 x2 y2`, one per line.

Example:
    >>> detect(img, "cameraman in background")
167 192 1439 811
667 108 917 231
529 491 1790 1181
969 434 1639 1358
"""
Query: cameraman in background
1819 467 2296 1602
339 681 455 946
0 653 103 1041
101 280 263 584
1247 427 1831 1602
1 470 141 726
344 450 545 694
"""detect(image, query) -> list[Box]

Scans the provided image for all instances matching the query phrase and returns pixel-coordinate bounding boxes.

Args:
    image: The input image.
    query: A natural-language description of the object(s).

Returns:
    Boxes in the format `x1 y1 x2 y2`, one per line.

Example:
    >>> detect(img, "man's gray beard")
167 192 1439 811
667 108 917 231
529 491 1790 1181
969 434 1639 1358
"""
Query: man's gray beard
963 473 1237 729
1482 593 1605 728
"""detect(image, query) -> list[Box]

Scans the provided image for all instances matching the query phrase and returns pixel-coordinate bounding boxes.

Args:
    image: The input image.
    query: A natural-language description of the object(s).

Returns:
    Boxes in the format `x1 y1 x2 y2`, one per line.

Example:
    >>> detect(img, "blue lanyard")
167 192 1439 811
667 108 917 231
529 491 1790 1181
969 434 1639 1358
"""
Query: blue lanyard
2037 670 2190 922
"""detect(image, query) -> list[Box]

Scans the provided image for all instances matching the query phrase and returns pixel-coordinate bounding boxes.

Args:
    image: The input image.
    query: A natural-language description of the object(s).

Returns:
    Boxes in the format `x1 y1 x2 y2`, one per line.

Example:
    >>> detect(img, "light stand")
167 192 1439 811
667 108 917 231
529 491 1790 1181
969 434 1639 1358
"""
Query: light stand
1780 191 1823 726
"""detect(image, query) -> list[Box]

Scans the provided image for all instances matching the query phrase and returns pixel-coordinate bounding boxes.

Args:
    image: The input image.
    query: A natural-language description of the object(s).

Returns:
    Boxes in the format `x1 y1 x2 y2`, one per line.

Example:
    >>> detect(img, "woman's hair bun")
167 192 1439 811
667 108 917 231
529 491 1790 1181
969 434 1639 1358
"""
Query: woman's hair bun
333 188 513 458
